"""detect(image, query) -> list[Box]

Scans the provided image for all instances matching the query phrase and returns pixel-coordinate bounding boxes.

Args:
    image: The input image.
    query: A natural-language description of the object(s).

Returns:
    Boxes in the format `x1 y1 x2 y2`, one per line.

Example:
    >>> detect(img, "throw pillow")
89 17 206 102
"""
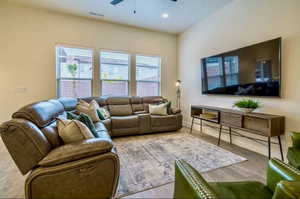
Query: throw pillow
149 103 168 116
57 118 95 144
166 102 172 115
76 100 100 122
96 109 106 120
98 107 110 119
67 112 98 137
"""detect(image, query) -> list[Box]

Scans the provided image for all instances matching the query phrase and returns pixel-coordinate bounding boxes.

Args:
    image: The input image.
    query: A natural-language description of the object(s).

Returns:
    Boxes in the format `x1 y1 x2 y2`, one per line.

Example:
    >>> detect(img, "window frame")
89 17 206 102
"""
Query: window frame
56 45 94 98
135 54 162 96
99 50 131 96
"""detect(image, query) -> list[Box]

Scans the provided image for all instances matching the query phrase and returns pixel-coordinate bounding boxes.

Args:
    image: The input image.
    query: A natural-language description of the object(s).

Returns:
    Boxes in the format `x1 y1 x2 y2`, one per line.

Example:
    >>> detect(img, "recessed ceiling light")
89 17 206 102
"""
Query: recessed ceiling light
162 13 169 18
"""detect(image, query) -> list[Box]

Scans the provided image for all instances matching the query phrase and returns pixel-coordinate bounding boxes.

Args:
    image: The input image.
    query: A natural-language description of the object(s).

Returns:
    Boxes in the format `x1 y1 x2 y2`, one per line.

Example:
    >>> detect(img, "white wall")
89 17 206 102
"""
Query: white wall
0 1 178 122
178 0 300 158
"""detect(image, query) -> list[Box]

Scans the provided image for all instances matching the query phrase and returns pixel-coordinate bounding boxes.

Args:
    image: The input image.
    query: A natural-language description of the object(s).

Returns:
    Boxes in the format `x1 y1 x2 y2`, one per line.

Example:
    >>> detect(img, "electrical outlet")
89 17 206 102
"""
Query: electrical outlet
15 87 27 93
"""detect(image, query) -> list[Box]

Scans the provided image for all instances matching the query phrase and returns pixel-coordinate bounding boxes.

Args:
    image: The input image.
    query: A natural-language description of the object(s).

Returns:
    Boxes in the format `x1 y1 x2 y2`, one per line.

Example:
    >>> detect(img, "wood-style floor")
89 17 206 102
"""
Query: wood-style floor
123 127 269 198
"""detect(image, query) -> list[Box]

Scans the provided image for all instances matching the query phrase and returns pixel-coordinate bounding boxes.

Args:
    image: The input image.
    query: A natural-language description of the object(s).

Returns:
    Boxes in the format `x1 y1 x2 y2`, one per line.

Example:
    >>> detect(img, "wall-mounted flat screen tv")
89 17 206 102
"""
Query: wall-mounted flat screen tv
201 38 281 97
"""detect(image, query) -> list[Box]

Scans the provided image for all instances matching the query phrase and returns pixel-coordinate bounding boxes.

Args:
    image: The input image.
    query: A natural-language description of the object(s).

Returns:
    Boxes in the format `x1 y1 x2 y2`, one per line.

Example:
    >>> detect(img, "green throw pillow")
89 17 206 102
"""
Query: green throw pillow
166 102 172 115
66 112 98 138
96 109 106 120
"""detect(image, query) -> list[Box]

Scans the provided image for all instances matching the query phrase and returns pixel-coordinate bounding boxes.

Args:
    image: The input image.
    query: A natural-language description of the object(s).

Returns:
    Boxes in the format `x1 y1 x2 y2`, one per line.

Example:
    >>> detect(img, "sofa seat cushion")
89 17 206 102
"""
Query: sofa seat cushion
95 130 111 140
111 115 139 129
151 115 177 127
100 119 111 131
287 147 300 170
134 111 148 115
209 181 273 199
39 138 113 166
94 122 107 132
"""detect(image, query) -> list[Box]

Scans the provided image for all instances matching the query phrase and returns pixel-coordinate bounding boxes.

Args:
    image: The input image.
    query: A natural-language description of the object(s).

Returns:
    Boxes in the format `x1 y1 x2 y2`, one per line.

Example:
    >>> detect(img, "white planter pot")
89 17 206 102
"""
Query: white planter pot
239 108 255 113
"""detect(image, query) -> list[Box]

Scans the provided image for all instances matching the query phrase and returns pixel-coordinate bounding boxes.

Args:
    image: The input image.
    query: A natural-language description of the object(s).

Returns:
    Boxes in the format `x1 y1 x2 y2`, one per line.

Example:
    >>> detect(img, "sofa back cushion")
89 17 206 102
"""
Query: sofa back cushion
12 100 65 128
58 98 78 111
109 105 133 116
131 96 144 112
106 97 133 116
80 97 107 107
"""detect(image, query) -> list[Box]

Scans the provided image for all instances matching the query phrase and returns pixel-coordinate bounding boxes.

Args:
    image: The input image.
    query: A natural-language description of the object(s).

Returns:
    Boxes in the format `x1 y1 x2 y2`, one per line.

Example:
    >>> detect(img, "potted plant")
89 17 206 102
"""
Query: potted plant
233 99 260 113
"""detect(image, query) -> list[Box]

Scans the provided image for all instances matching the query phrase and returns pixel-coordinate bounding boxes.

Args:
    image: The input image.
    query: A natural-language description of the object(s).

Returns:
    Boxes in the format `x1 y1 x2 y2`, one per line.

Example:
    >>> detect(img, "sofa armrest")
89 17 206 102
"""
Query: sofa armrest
39 138 113 166
291 132 300 148
27 152 119 199
267 158 300 192
174 160 218 199
273 181 300 199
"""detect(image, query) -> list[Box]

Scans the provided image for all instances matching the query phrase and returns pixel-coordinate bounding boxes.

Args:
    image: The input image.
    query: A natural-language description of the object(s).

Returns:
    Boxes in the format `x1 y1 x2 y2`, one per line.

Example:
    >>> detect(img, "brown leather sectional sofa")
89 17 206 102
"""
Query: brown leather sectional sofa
0 96 182 199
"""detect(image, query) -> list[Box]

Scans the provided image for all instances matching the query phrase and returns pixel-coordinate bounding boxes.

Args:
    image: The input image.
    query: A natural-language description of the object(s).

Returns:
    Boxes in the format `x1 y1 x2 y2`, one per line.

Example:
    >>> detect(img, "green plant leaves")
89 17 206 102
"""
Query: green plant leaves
233 99 260 109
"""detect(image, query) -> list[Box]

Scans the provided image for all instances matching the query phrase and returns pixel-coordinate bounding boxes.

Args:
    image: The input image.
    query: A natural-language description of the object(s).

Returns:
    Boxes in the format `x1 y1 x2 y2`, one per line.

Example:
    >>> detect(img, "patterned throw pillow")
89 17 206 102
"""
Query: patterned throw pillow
98 107 110 119
76 100 100 122
149 103 168 116
67 112 98 137
57 118 95 144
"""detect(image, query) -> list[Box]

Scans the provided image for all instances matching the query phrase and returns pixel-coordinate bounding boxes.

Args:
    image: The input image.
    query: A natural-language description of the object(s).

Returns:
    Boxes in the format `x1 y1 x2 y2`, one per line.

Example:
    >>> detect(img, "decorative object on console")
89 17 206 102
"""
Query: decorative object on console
176 80 182 109
233 98 260 113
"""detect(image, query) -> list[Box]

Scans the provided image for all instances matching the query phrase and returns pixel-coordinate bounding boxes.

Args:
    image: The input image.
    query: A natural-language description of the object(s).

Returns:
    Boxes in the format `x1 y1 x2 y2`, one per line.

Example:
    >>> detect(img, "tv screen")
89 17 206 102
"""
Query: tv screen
201 38 281 97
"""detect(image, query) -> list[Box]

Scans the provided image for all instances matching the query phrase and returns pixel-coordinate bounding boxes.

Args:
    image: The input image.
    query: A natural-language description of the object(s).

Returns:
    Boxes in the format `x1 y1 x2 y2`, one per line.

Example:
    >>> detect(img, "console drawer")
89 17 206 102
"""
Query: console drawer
220 112 242 127
243 116 269 134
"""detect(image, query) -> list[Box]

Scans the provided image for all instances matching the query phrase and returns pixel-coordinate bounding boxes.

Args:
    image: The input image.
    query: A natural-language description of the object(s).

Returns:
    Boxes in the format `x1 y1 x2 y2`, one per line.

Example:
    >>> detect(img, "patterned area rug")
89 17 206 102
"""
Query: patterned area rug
115 132 247 197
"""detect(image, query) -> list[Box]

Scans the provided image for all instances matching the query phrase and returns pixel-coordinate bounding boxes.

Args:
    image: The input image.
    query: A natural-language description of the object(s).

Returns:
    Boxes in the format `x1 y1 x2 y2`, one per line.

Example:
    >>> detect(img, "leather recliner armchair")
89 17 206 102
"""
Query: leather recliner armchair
174 158 300 199
287 132 300 170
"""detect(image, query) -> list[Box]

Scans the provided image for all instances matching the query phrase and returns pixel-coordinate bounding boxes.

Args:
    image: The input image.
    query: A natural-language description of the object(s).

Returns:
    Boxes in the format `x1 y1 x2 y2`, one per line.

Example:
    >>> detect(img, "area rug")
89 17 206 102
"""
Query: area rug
114 132 247 197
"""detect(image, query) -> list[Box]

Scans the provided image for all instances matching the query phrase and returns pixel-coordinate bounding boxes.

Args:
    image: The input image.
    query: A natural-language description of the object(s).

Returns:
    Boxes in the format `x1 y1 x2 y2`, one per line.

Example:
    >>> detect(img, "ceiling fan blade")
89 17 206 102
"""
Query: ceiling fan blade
110 0 124 5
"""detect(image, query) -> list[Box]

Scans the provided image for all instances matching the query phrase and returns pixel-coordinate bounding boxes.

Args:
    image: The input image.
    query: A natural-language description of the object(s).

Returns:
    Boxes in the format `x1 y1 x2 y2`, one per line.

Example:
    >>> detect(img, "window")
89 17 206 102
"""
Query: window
100 51 130 96
224 56 239 86
203 56 239 90
56 46 93 98
136 55 161 96
205 57 224 90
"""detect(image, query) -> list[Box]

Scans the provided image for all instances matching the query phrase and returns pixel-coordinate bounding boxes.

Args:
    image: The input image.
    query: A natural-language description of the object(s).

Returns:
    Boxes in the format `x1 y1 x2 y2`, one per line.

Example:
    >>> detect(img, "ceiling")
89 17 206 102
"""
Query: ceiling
12 0 233 34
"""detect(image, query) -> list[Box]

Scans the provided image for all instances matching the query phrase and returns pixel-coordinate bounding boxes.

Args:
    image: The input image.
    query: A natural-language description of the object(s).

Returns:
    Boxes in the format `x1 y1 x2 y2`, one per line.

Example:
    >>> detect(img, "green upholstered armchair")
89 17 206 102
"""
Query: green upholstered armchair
288 132 300 170
174 158 300 199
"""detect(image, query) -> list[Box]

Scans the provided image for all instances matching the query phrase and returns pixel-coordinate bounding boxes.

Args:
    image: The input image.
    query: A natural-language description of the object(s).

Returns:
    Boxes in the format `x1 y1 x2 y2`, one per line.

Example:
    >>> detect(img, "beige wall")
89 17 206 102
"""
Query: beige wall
0 1 178 122
178 0 300 158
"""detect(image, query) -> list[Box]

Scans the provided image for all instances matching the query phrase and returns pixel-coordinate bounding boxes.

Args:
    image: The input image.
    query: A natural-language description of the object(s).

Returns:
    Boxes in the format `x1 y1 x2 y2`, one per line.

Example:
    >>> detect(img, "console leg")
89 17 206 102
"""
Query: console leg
190 117 194 133
229 127 232 144
268 137 271 159
218 125 222 146
278 136 284 161
200 119 203 133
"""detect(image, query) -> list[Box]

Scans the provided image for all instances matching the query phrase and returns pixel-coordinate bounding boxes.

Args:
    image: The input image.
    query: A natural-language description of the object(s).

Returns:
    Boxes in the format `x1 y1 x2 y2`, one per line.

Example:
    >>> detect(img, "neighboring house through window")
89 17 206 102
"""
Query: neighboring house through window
100 51 130 96
136 55 161 96
56 46 162 97
56 46 93 98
